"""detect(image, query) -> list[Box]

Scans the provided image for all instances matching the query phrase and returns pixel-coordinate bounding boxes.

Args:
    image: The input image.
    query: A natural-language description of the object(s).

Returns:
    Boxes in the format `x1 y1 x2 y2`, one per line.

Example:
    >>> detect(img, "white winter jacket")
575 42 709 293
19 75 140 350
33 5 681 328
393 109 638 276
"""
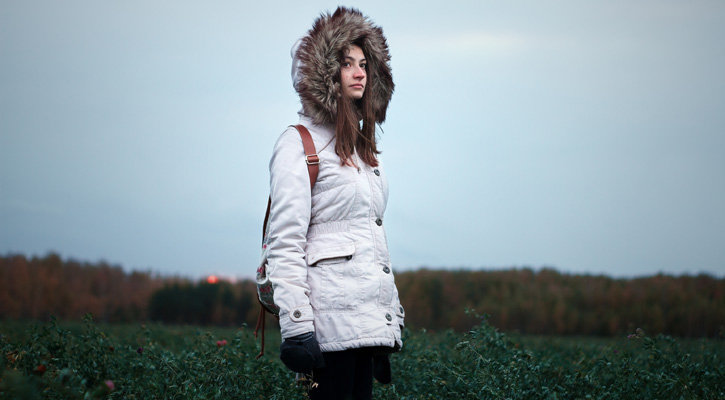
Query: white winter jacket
262 114 404 352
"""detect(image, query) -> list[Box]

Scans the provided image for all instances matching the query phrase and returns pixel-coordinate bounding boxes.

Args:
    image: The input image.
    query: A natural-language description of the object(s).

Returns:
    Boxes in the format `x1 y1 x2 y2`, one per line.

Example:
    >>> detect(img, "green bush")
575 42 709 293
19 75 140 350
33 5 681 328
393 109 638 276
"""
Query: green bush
375 313 724 399
2 313 723 399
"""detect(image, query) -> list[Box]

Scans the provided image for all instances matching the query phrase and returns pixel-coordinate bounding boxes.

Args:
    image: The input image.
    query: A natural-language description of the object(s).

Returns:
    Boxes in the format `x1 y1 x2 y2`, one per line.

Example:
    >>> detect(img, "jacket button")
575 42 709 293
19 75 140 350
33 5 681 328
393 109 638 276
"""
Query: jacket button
383 266 390 274
375 218 383 226
399 306 404 314
373 169 380 176
385 313 392 322
293 310 302 318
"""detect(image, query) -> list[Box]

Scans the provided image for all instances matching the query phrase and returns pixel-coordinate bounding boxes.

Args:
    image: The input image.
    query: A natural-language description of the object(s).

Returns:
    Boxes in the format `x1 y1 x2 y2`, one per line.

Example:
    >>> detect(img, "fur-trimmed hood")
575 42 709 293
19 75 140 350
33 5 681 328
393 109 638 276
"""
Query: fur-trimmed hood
292 7 394 125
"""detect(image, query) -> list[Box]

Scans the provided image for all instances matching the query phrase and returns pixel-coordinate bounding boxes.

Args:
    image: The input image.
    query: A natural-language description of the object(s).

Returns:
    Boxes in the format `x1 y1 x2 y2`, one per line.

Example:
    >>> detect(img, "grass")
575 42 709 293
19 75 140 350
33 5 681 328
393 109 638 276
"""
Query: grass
1 313 723 399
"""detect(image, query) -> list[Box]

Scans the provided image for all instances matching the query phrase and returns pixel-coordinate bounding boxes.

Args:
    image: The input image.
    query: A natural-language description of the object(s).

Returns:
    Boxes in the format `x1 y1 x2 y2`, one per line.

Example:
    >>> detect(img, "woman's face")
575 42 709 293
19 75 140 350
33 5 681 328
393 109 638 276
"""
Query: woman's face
340 45 367 100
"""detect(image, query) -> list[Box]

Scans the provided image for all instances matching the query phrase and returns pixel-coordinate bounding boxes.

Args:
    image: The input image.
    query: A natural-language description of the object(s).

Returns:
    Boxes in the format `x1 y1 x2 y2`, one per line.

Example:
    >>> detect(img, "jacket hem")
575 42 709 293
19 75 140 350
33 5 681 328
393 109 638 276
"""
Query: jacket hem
318 337 399 353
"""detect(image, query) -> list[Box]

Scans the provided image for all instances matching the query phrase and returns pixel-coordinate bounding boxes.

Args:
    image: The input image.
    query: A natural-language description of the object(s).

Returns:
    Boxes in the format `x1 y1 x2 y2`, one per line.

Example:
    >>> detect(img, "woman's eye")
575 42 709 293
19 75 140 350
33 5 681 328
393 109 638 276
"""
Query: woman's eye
360 63 367 69
343 62 351 67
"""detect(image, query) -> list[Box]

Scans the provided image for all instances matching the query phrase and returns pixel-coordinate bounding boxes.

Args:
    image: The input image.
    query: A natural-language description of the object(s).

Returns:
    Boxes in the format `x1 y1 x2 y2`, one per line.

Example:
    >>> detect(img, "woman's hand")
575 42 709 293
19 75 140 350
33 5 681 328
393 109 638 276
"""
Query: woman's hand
279 332 325 373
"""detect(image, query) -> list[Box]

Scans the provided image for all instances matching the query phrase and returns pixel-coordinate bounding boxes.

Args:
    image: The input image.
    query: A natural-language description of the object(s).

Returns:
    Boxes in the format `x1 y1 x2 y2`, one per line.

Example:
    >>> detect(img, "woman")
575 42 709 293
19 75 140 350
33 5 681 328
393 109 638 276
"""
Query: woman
262 6 404 400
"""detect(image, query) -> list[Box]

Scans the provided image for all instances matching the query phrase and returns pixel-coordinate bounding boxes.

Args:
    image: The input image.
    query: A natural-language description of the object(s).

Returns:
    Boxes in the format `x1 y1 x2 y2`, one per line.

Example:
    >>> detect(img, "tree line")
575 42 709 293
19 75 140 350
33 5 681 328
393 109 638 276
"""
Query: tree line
1 253 723 337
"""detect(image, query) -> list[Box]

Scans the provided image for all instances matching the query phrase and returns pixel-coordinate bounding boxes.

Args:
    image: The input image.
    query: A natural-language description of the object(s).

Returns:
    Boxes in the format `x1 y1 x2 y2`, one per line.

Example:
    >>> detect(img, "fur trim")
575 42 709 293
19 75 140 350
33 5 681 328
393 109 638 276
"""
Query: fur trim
294 7 394 125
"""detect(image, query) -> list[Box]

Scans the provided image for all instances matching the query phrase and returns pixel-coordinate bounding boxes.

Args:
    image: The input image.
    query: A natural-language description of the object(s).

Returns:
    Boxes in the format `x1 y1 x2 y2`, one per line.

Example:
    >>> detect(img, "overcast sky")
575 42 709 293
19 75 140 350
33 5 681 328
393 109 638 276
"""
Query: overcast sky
2 0 723 280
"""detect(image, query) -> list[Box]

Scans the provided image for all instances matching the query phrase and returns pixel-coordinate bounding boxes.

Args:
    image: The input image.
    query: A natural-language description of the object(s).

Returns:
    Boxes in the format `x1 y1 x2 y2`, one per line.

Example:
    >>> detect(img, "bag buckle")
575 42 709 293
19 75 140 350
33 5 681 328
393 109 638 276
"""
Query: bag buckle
306 154 320 165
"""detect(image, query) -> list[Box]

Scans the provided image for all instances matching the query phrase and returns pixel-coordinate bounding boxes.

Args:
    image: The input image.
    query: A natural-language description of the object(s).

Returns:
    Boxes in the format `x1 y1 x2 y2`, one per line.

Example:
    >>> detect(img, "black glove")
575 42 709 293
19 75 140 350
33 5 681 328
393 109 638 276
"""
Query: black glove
279 332 325 373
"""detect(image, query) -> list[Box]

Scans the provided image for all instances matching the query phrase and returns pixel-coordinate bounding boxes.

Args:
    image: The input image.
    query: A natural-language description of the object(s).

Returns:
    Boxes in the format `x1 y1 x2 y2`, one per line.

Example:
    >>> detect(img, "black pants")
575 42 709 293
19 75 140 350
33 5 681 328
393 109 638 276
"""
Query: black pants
308 348 373 400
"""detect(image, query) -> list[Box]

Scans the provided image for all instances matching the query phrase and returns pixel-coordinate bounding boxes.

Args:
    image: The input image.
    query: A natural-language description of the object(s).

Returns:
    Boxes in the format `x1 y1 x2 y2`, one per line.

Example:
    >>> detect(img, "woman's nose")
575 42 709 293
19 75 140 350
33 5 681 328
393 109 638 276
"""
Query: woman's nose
353 66 366 78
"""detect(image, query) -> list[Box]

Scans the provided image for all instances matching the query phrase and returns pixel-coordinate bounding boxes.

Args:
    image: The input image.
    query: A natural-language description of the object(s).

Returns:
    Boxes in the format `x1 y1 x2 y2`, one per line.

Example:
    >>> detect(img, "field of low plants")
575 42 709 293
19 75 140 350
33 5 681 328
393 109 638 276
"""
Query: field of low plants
1 313 723 399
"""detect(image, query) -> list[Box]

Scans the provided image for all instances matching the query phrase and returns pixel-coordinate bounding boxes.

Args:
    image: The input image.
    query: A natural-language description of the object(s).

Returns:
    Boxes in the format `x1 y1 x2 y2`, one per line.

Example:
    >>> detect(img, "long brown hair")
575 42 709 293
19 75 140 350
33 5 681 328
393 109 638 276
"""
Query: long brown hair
335 42 379 168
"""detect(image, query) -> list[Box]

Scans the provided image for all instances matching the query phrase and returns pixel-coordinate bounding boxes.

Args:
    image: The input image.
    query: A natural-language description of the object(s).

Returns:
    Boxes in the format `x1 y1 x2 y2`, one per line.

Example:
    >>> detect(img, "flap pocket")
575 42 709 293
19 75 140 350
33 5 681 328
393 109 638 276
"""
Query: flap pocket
306 242 355 266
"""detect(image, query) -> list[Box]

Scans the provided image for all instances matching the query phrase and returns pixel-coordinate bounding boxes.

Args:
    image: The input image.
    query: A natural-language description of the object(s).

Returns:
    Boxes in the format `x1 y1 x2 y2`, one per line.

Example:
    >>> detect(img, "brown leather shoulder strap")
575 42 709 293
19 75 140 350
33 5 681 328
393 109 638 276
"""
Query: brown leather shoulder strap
293 124 319 189
262 125 319 241
262 196 271 242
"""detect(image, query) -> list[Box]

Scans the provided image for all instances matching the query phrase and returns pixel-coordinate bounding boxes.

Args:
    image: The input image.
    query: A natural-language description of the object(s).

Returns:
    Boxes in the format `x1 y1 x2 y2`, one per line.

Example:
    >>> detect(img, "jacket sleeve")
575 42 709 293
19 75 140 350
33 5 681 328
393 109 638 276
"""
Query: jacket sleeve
266 128 314 339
